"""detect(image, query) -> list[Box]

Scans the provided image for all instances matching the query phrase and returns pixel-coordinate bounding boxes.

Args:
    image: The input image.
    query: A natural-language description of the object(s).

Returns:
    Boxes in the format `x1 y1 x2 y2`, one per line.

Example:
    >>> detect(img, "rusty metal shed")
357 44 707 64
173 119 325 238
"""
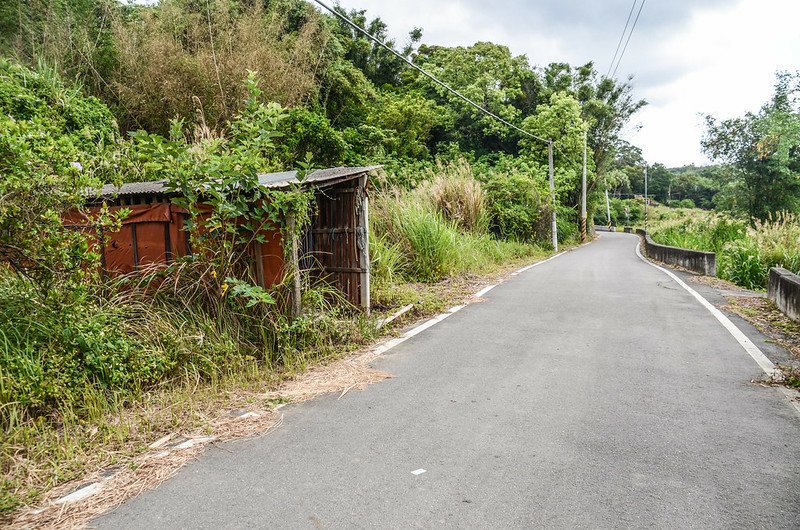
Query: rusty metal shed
65 166 378 310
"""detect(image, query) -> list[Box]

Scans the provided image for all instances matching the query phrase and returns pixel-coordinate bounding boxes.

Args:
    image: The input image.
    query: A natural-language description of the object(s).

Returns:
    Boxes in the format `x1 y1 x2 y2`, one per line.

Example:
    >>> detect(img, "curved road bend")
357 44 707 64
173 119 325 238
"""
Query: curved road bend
97 232 800 529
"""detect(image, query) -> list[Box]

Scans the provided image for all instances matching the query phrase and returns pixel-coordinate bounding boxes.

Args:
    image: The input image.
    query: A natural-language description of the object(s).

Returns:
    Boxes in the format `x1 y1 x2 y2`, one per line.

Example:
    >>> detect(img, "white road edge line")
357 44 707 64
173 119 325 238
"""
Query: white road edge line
635 241 800 415
473 284 498 298
635 242 778 376
515 251 567 275
374 251 571 357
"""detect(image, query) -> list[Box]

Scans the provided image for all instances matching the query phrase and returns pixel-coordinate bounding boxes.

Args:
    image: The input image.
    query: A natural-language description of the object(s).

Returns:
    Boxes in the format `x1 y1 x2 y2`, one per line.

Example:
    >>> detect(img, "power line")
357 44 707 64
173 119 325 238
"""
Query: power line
606 0 637 79
308 0 550 145
611 0 646 79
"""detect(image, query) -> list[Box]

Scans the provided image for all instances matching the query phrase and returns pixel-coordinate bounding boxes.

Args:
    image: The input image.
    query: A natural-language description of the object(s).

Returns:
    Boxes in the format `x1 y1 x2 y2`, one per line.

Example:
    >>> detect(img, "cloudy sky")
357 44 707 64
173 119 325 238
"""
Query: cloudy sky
324 0 800 167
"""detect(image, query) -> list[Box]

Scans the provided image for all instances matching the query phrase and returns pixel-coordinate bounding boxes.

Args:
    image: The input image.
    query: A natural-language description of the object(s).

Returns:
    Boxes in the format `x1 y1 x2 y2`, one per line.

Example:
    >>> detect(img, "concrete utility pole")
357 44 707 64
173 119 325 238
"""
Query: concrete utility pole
644 164 648 231
548 140 557 251
605 189 612 230
580 129 587 243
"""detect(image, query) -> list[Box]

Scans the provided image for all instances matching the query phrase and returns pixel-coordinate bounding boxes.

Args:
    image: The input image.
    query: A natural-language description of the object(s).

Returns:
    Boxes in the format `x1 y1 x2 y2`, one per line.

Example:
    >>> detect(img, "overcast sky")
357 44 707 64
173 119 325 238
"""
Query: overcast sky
326 0 800 167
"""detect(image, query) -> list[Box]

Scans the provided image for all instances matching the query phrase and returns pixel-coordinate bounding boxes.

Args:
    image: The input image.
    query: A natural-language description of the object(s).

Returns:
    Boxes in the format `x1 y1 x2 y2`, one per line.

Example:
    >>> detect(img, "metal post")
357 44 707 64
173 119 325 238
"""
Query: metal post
288 214 302 320
580 129 587 243
605 189 612 230
644 164 648 231
548 139 558 252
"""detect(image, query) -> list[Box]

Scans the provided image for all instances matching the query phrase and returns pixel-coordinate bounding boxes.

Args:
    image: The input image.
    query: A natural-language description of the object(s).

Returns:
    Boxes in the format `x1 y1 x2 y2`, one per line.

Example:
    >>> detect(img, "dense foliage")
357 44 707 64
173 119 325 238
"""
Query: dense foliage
0 0 652 513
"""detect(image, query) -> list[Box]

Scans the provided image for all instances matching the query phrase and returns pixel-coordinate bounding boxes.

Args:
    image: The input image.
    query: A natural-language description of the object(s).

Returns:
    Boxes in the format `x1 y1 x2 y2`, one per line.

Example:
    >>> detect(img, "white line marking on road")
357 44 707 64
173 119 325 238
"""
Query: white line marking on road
411 469 427 475
174 436 216 450
374 251 571 358
635 243 800 416
55 482 103 505
635 242 780 378
473 284 498 298
515 251 567 274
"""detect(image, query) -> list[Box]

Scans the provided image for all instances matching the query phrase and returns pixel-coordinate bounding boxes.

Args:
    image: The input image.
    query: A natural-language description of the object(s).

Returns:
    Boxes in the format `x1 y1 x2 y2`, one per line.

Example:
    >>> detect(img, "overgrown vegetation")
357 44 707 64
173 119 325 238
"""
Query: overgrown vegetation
647 206 800 290
0 0 655 515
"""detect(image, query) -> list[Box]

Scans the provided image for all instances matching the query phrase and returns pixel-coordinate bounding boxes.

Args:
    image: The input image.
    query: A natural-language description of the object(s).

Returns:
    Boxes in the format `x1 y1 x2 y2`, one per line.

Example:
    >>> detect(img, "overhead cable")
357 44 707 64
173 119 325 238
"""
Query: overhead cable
606 0 638 78
611 0 646 79
308 0 550 145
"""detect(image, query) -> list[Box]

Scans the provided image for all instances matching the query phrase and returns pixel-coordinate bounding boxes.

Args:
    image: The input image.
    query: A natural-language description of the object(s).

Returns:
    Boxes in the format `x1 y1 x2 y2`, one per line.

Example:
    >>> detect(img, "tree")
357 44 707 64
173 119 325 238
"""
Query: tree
646 163 672 203
412 42 533 155
329 6 421 87
521 92 591 209
536 62 647 178
702 71 800 219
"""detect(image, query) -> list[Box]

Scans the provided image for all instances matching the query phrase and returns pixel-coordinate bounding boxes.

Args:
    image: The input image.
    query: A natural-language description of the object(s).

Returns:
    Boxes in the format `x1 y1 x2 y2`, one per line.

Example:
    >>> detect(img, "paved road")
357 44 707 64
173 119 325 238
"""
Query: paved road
97 232 800 529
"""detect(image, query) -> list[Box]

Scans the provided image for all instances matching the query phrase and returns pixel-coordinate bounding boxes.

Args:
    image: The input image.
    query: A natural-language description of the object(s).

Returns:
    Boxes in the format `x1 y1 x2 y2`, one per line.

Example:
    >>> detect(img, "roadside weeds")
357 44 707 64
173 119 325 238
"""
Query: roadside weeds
1 250 569 529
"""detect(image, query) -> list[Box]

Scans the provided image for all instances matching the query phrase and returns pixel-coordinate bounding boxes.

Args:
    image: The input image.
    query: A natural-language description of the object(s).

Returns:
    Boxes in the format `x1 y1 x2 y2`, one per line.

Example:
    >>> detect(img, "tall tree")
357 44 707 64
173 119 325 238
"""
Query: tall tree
412 41 535 155
330 6 421 88
702 71 800 219
536 62 646 178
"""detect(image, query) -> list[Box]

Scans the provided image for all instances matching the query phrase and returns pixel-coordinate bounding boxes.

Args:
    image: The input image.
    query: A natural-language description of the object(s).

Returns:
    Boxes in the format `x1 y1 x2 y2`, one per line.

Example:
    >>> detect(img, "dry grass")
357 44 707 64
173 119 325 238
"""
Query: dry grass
2 247 566 528
4 346 390 529
416 159 487 233
111 0 329 132
724 296 800 362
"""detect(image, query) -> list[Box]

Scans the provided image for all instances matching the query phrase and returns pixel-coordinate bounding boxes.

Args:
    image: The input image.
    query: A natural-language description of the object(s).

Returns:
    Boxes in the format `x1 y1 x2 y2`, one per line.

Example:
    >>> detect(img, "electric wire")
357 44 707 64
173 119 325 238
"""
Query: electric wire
611 0 646 79
308 0 551 145
606 0 637 78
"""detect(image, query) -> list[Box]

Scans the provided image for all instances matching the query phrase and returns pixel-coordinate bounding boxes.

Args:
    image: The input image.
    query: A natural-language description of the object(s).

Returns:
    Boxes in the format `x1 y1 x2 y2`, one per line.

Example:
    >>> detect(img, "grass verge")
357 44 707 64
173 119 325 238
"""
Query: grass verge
1 245 564 528
724 296 800 389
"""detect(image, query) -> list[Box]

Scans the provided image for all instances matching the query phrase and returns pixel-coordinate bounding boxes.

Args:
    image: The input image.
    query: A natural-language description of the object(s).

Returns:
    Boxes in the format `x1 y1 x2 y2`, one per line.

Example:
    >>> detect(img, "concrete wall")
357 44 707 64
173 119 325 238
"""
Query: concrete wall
635 229 717 276
768 267 800 322
594 225 616 232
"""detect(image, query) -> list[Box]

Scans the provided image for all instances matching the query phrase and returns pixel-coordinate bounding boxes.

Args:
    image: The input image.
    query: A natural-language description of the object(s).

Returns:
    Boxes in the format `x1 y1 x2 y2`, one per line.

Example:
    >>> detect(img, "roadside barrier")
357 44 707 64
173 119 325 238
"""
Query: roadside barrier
768 267 800 322
635 229 716 277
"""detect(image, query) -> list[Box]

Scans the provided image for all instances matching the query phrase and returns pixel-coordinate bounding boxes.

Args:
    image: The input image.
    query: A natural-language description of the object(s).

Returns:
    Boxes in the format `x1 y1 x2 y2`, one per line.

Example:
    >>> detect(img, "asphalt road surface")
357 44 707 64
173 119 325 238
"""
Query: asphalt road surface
97 232 800 529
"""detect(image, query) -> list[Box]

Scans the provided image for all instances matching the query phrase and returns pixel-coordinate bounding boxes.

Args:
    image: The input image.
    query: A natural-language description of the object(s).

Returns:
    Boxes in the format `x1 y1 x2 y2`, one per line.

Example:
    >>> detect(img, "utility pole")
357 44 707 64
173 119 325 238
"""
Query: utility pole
644 164 648 231
605 189 612 230
548 140 557 251
580 129 587 243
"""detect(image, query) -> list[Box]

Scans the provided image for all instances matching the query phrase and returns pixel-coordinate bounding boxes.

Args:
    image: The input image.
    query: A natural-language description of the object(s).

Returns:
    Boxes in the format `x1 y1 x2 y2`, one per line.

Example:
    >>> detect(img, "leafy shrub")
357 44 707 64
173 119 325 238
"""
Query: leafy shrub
275 107 347 167
0 59 121 291
483 172 544 242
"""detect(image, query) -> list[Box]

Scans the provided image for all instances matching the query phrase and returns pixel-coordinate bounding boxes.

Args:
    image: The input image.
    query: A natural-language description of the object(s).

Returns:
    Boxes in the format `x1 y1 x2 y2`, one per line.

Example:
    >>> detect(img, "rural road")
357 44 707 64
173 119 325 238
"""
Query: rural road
97 232 800 529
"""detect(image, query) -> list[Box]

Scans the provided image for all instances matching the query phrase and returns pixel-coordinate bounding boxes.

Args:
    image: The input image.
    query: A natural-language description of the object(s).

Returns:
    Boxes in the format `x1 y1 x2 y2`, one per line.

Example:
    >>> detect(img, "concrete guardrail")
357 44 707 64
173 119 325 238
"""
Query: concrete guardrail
634 229 717 277
594 225 616 232
768 267 800 322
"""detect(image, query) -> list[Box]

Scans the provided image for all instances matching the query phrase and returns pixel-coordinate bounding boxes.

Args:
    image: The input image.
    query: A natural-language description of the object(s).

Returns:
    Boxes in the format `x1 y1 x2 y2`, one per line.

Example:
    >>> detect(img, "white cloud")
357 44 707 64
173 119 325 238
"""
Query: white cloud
627 0 800 165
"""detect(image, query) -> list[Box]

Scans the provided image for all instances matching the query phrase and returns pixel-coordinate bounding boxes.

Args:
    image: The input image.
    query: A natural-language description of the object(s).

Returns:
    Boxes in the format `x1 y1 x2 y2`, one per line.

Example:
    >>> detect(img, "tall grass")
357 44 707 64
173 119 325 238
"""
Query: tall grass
650 213 746 254
415 159 488 233
649 207 800 290
370 161 543 286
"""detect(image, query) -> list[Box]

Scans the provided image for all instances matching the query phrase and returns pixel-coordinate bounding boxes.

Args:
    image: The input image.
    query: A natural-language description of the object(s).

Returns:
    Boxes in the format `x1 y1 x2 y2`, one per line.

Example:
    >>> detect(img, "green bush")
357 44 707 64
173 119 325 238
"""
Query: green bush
275 107 347 167
483 173 544 242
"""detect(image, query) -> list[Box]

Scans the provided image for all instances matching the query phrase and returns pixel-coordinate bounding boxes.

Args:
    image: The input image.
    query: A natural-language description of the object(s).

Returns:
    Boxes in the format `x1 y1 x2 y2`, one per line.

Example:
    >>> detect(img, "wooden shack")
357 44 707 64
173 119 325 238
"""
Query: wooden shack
64 166 378 310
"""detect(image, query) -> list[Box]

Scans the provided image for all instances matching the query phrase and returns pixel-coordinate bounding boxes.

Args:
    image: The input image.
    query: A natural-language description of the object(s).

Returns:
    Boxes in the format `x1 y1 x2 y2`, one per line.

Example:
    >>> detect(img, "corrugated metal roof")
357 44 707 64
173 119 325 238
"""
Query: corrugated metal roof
91 166 381 199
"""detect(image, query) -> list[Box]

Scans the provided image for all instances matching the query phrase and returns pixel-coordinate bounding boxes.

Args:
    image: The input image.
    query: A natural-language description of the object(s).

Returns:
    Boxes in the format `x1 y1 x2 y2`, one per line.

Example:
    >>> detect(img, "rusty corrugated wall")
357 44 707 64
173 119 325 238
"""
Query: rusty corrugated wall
67 169 371 309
